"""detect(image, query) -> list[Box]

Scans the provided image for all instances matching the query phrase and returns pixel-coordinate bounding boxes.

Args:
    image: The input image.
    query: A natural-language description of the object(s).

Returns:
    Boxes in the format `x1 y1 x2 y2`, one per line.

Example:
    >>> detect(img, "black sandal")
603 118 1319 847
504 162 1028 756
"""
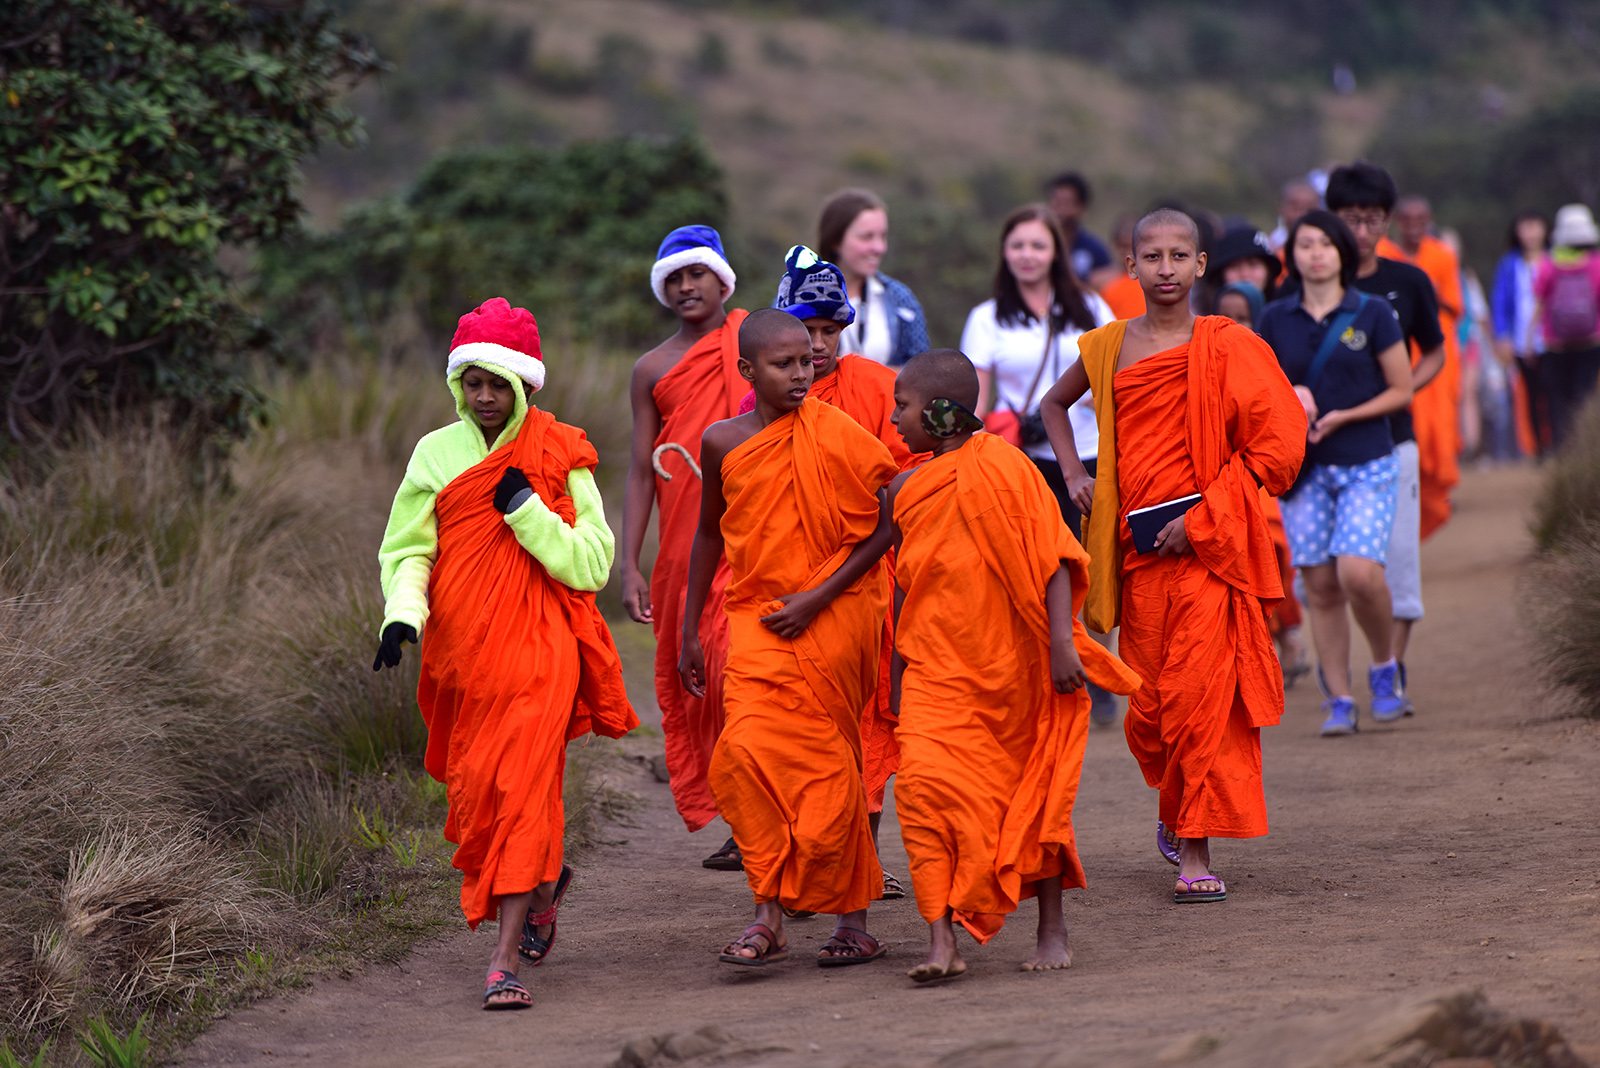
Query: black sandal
483 970 532 1010
518 864 572 967
702 837 744 871
817 926 888 967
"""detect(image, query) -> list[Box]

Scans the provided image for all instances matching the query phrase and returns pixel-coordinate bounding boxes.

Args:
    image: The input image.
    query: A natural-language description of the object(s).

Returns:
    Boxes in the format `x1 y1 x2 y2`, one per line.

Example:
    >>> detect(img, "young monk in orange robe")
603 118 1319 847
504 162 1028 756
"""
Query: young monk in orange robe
887 350 1140 982
748 245 929 899
1040 210 1306 903
681 309 899 967
621 227 749 863
377 299 637 1009
1379 198 1462 540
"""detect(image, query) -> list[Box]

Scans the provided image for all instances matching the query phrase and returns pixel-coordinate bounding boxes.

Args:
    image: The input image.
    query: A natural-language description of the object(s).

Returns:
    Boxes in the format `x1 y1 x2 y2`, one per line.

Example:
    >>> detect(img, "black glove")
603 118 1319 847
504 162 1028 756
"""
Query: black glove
493 467 533 514
372 622 417 671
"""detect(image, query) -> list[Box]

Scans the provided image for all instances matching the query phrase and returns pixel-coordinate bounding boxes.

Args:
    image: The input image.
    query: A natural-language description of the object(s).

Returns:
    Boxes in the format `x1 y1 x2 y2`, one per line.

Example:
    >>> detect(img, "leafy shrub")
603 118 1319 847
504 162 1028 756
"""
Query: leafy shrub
0 0 379 437
257 137 728 352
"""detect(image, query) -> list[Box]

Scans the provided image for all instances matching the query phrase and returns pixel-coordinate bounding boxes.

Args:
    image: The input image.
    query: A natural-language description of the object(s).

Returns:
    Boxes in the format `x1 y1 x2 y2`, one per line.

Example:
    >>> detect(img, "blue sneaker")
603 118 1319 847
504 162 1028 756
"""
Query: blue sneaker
1319 696 1359 736
1369 661 1405 723
1398 661 1415 716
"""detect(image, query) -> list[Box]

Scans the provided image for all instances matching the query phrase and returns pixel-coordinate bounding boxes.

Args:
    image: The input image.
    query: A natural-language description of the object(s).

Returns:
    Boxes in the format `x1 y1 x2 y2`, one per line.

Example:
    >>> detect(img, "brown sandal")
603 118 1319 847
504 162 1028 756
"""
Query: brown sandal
718 923 788 967
817 926 887 967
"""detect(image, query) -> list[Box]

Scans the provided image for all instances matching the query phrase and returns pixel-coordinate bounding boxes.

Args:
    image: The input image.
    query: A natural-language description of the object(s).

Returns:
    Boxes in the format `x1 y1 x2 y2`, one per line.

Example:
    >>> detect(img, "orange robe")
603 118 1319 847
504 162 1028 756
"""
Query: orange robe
1379 235 1463 539
814 355 928 814
737 354 925 814
1261 491 1301 633
894 434 1141 942
420 410 638 927
650 308 749 832
1078 318 1305 839
1099 273 1147 320
709 400 897 914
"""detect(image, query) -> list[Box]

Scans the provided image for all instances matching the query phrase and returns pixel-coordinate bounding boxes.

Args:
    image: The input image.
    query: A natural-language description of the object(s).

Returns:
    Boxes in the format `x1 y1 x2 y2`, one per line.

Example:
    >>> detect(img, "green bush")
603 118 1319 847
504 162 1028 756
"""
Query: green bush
257 137 729 353
0 0 379 437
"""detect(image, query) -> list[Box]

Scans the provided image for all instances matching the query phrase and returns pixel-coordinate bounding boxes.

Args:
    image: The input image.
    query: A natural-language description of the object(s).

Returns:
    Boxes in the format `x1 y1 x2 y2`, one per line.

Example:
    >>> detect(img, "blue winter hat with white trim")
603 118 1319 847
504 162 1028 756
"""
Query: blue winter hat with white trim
650 225 737 307
773 245 856 326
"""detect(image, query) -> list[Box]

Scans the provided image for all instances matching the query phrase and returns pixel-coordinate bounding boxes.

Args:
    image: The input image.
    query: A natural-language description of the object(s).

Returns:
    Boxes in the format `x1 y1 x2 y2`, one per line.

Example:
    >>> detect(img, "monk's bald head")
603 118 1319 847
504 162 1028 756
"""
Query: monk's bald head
1132 208 1201 255
899 348 979 411
739 307 809 363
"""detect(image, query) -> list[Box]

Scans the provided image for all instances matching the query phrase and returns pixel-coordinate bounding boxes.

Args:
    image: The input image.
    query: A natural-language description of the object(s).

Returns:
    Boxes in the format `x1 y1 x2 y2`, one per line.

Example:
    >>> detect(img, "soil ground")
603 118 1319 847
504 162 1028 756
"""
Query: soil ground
184 464 1600 1067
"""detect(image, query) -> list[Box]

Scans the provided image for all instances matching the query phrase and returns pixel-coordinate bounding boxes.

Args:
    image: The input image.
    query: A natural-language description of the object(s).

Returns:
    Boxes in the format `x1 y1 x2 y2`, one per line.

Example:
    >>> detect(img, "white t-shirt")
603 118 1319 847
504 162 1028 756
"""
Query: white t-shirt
961 291 1114 461
838 274 893 364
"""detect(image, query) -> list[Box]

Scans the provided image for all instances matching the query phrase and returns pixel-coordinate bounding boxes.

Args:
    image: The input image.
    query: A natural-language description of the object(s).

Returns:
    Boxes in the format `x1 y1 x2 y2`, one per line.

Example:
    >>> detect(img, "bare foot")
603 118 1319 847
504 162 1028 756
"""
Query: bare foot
1022 875 1072 971
909 914 966 983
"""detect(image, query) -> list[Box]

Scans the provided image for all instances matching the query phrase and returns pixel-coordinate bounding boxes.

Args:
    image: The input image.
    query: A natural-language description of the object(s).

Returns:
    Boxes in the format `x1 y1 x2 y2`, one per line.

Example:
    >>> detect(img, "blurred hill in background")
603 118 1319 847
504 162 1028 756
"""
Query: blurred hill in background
290 0 1600 347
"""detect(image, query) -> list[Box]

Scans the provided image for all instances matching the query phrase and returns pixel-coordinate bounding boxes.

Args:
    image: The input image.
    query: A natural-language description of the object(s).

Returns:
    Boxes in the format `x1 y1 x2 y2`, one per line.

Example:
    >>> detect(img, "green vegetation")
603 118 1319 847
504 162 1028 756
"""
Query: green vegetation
0 0 379 437
259 137 727 351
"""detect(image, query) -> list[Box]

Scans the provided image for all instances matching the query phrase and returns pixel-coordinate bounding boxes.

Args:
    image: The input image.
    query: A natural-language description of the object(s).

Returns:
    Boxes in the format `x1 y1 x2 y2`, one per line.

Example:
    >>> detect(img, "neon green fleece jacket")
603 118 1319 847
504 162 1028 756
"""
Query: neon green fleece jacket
378 360 614 638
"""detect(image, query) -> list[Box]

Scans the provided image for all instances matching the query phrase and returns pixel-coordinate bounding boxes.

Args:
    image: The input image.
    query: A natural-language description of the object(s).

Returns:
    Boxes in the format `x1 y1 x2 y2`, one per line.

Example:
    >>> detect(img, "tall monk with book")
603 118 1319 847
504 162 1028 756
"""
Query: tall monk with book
1038 209 1306 903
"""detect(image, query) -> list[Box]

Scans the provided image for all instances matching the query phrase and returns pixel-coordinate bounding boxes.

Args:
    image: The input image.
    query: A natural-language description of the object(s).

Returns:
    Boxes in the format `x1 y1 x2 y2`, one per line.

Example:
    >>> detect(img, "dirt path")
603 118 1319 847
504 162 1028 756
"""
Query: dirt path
184 464 1600 1067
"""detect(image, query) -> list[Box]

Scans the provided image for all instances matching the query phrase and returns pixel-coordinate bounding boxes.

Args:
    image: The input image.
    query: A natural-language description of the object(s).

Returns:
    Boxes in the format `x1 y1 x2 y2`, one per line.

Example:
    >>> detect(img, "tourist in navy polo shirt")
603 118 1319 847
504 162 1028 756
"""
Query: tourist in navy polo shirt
1258 211 1413 738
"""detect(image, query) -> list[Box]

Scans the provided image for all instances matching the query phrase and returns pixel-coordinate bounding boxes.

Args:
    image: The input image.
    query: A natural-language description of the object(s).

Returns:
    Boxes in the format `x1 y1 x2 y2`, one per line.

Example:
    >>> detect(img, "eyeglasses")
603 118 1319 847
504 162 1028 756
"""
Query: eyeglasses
1337 211 1390 233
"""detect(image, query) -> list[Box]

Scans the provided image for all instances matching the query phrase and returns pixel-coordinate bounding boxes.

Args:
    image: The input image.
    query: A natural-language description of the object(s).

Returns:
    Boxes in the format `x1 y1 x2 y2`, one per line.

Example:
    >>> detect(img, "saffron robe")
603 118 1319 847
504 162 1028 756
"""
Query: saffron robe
1078 317 1305 839
420 410 638 927
738 353 926 813
650 309 749 832
709 400 897 914
894 434 1140 942
1379 235 1463 540
1098 273 1147 321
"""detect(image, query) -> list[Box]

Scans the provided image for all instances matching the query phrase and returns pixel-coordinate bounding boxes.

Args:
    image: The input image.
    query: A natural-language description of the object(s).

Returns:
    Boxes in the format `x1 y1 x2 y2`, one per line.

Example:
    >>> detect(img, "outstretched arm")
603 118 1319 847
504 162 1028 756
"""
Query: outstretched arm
678 428 730 698
1040 359 1095 514
621 359 664 623
760 486 895 639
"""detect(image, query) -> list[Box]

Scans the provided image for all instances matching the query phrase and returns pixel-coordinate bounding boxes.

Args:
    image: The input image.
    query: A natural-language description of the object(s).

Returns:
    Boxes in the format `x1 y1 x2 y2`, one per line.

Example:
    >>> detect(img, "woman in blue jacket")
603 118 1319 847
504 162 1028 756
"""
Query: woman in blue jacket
816 188 931 365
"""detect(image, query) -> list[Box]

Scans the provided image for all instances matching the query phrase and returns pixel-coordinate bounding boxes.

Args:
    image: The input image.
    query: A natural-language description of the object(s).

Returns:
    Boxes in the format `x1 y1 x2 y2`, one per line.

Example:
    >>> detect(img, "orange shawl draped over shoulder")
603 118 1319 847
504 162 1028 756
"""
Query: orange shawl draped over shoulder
813 354 928 812
420 409 638 927
894 434 1140 942
709 400 897 914
650 308 749 832
1078 316 1305 655
1379 235 1463 539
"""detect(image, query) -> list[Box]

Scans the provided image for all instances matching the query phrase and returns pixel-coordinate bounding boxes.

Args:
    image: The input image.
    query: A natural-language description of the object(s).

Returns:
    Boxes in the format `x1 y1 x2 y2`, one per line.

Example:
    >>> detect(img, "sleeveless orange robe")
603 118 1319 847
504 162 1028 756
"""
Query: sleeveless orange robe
709 400 896 914
650 308 748 831
420 409 638 927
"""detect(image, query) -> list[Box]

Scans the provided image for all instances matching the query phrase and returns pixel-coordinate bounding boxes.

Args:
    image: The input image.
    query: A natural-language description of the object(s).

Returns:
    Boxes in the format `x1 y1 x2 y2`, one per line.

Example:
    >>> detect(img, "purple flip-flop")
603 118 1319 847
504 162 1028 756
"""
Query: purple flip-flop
1156 821 1180 867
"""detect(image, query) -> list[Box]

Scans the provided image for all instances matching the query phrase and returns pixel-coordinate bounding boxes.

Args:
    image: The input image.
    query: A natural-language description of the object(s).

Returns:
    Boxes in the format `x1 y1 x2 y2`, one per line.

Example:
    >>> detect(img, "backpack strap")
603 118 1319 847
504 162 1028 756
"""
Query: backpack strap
1300 291 1369 392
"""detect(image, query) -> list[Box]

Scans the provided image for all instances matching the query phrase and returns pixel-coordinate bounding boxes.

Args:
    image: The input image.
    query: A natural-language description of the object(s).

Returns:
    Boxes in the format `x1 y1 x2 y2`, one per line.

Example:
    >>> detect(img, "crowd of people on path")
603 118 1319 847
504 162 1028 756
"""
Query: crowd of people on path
368 160 1600 1010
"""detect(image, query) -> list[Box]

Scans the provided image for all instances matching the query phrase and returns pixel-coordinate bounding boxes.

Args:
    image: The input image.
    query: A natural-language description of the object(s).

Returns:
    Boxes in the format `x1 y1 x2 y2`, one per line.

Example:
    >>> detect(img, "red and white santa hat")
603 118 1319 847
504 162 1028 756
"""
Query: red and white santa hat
446 297 544 391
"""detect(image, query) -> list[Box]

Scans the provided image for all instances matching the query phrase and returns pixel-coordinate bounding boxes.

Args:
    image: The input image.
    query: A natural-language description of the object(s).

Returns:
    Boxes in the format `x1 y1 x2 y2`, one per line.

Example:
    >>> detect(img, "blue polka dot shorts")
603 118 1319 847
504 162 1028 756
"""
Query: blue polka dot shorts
1280 452 1401 568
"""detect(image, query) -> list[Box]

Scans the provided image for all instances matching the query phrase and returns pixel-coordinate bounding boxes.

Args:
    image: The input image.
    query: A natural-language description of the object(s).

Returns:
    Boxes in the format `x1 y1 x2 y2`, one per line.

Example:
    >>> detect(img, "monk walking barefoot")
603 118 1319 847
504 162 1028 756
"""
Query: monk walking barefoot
888 350 1139 980
681 310 899 967
1040 211 1305 904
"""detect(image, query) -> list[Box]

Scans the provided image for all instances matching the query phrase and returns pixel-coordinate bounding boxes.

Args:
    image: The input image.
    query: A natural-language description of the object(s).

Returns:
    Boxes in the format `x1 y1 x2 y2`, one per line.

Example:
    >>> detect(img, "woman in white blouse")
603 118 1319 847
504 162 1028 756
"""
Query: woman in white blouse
965 203 1115 538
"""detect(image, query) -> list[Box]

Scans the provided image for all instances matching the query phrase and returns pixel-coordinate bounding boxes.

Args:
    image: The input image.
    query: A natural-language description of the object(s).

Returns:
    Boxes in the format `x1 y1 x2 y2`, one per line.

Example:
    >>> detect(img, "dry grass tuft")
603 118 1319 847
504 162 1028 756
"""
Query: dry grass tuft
1527 399 1600 718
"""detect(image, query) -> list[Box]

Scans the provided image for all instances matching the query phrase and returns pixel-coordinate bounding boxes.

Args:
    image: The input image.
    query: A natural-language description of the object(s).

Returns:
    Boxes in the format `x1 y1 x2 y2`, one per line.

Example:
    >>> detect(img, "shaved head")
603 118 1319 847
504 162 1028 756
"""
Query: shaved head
1132 208 1201 254
739 306 809 363
1397 194 1431 213
899 348 979 410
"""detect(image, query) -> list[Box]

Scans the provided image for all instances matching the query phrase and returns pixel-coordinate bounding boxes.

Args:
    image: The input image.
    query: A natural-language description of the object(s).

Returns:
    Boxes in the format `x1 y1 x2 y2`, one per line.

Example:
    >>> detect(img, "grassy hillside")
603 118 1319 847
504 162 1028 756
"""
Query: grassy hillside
302 0 1599 342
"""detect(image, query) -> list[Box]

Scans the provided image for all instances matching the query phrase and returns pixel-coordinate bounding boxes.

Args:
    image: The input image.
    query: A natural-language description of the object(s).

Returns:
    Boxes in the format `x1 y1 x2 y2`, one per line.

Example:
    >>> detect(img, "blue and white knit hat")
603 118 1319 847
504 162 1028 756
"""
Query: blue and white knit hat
650 225 737 307
773 245 856 325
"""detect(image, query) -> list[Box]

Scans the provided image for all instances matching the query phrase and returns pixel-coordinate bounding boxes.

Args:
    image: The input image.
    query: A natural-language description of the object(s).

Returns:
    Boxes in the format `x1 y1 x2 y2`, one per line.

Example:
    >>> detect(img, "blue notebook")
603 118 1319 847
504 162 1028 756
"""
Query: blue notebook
1125 494 1203 555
